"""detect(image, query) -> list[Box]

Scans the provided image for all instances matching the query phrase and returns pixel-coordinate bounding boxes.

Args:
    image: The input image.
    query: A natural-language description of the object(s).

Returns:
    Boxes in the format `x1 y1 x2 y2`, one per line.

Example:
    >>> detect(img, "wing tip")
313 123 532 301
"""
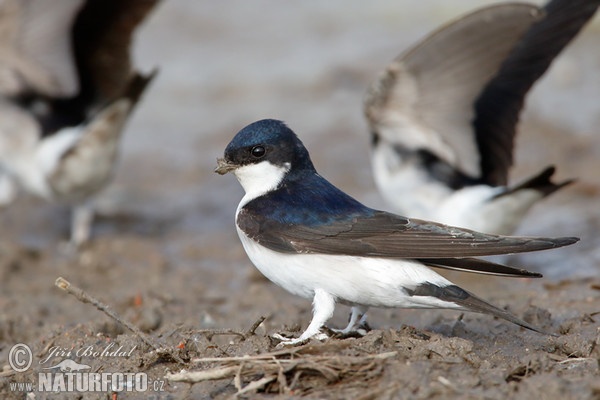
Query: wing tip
552 236 580 247
511 318 557 336
523 270 543 278
518 235 579 253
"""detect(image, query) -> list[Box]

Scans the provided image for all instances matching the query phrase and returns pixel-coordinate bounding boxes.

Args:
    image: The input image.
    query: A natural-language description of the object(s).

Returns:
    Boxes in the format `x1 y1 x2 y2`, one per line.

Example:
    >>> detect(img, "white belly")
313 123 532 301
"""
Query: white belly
236 226 460 310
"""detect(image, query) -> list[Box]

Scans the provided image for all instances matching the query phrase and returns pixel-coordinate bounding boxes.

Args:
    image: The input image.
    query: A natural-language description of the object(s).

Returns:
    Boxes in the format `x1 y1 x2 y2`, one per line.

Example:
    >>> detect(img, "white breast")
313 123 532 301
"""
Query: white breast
233 160 290 211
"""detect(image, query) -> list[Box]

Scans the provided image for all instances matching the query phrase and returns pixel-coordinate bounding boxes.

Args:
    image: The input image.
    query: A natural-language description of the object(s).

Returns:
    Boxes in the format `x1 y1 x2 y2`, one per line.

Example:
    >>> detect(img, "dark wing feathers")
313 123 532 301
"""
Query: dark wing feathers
418 258 542 278
474 0 600 185
493 165 575 200
72 0 160 103
238 207 578 260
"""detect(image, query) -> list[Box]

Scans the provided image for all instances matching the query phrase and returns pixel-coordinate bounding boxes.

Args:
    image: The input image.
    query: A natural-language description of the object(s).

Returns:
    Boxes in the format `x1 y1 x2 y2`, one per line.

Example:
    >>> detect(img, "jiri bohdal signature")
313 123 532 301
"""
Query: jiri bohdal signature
39 343 137 365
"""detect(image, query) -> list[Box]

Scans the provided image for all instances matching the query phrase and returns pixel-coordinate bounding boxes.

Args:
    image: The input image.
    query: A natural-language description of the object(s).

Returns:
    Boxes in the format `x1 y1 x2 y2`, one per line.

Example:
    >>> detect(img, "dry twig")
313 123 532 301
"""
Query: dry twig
55 276 186 365
167 365 239 382
189 315 267 341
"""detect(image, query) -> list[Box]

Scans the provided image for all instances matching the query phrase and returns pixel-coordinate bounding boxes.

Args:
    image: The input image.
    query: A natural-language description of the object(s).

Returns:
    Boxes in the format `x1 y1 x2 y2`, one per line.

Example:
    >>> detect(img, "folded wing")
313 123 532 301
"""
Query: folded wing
238 207 578 261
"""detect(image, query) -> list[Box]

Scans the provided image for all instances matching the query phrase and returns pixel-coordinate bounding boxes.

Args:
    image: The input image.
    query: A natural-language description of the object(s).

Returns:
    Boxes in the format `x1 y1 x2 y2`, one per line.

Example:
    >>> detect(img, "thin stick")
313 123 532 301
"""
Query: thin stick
193 351 398 364
235 375 276 397
193 329 245 340
233 362 244 391
191 315 267 341
244 316 266 337
192 346 304 363
166 365 239 382
55 277 186 364
273 357 289 395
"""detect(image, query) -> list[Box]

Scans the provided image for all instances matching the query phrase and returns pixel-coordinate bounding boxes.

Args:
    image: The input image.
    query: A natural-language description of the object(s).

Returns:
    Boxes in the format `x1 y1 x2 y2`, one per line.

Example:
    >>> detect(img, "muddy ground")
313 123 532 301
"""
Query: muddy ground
1 2 599 399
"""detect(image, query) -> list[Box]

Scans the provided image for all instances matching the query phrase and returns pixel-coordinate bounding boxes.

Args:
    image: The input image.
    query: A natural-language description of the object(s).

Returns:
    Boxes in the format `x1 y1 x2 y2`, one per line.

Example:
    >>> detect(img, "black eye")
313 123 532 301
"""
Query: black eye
251 145 266 158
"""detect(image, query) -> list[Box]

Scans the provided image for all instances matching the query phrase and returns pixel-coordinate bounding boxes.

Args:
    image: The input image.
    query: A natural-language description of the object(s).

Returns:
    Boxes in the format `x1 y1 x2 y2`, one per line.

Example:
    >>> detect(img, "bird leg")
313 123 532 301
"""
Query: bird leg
320 305 370 339
273 288 336 346
70 203 94 247
339 305 370 334
0 173 17 206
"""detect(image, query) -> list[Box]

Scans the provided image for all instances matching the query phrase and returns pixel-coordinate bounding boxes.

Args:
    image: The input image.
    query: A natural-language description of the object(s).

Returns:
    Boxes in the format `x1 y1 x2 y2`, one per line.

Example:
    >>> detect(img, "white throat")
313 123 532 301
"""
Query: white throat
234 160 290 208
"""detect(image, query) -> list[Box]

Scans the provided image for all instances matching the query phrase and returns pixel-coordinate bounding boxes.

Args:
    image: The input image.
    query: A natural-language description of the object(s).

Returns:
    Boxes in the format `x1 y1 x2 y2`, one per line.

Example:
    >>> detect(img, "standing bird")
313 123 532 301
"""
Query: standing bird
364 0 599 235
0 0 159 246
216 119 578 345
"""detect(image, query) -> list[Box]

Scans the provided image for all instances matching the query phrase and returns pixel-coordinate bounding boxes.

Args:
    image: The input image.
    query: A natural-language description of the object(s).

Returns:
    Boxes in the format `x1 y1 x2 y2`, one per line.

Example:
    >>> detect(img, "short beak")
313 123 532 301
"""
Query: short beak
214 158 236 175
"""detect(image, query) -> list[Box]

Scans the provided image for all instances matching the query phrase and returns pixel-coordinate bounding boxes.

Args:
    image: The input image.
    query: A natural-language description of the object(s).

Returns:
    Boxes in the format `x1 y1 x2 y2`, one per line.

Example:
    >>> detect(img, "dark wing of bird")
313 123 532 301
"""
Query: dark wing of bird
238 207 578 270
474 0 600 186
72 0 160 104
364 4 540 179
37 0 159 137
418 257 542 278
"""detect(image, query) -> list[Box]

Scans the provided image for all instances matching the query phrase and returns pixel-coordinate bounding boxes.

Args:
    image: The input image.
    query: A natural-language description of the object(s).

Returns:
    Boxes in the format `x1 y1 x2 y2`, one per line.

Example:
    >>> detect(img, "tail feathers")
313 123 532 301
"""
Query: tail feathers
78 69 157 131
407 283 554 335
420 257 543 278
496 165 574 199
458 288 555 336
119 69 158 109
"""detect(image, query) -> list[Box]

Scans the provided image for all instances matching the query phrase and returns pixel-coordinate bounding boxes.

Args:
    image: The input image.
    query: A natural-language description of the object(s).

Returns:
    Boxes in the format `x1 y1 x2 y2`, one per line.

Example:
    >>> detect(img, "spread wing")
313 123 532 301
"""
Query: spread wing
20 0 160 138
364 4 540 179
474 0 600 185
71 0 160 103
0 0 83 97
238 207 578 260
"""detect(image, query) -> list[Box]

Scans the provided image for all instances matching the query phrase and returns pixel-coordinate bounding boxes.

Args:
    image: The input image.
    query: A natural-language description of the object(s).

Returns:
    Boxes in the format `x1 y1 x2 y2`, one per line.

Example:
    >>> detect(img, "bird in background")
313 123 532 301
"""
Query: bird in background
364 0 599 235
216 119 578 346
0 0 159 246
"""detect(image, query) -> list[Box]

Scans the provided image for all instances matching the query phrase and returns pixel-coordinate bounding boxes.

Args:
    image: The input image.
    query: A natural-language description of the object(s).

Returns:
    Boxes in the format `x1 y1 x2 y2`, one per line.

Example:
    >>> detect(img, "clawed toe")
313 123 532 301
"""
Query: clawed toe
272 331 329 347
323 325 370 339
272 333 309 347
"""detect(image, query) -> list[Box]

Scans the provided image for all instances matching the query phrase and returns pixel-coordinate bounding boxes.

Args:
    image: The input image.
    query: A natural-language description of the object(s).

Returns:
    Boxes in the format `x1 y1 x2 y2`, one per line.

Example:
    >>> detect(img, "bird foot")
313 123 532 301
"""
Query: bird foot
272 331 329 348
324 321 372 339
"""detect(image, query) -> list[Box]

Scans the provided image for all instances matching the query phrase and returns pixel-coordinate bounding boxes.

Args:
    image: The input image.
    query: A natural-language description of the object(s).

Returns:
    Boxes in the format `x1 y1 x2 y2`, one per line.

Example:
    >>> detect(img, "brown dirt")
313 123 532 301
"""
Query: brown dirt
0 226 599 399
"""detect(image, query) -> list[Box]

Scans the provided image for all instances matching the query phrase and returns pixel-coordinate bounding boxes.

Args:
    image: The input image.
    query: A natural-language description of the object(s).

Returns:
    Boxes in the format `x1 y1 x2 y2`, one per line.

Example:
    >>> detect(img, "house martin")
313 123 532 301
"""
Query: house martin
364 0 598 235
216 119 578 345
0 0 159 246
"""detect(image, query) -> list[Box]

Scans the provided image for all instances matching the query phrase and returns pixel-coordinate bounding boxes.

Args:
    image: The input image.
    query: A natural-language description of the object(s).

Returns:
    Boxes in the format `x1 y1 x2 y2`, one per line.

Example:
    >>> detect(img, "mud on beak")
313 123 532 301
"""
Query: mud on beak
214 158 237 175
